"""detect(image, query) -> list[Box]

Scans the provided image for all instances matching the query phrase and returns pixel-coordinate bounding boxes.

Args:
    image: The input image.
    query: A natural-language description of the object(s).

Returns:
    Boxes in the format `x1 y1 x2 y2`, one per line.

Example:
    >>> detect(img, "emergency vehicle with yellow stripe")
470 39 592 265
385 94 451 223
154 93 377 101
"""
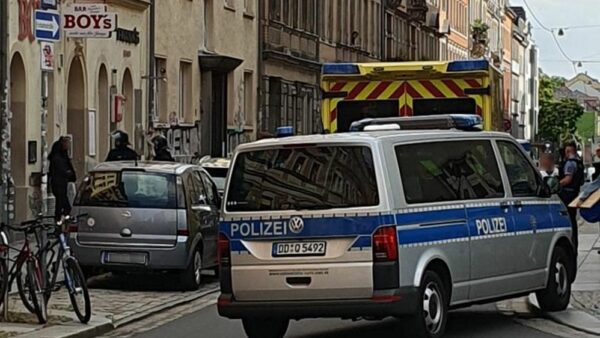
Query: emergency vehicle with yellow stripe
321 59 504 133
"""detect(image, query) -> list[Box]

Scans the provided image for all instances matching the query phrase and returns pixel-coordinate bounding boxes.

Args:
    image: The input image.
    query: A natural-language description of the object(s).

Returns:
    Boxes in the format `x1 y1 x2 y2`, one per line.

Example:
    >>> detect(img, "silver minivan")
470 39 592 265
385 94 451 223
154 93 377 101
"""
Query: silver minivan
218 119 576 338
71 162 220 290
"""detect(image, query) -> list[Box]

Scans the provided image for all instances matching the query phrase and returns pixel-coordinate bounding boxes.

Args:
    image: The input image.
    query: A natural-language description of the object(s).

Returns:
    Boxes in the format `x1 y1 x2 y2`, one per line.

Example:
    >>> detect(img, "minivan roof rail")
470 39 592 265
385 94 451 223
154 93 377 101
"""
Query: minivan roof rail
348 114 483 132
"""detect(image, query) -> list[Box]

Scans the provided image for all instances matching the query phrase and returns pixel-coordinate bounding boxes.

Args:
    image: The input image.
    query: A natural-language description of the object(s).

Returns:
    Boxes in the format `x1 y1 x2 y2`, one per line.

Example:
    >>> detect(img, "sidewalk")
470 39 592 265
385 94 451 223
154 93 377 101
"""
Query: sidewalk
571 221 600 321
0 272 219 338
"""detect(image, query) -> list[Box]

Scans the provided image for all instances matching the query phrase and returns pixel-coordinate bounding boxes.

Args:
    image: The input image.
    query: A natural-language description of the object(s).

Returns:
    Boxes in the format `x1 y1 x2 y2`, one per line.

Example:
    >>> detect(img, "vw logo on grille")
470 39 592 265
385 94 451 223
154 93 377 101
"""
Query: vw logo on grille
288 216 304 234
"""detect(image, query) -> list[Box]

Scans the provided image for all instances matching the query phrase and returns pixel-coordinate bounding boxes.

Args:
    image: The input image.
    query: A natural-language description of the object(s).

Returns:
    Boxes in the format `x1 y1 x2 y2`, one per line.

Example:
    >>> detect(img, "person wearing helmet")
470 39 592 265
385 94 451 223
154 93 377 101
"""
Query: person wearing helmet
152 134 175 162
106 130 139 162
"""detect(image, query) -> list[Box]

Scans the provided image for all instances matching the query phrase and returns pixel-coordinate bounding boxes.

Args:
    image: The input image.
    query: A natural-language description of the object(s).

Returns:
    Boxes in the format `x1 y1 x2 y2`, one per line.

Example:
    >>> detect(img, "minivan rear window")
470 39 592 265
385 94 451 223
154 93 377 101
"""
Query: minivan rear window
226 146 379 212
75 171 178 209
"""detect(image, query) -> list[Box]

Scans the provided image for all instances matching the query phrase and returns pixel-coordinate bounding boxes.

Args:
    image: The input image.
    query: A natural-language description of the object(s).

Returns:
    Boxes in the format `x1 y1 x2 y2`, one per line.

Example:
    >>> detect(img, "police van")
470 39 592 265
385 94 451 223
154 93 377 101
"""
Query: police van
217 115 575 338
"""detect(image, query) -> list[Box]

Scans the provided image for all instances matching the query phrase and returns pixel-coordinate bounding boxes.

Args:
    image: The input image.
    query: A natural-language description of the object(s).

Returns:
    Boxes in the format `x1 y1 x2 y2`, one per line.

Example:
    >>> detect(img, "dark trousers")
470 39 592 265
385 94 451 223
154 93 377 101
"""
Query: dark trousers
560 190 580 253
52 183 71 221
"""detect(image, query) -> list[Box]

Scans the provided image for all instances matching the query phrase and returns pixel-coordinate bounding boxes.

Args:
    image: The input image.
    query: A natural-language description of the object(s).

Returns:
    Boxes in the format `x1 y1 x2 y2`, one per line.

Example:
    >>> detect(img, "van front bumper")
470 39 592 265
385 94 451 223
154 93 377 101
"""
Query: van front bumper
217 287 420 320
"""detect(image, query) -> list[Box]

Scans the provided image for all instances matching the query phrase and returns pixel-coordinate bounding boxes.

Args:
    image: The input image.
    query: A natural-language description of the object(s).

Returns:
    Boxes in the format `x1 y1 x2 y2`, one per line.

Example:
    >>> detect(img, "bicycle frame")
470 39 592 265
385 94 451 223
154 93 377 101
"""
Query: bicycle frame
40 224 76 299
3 232 41 293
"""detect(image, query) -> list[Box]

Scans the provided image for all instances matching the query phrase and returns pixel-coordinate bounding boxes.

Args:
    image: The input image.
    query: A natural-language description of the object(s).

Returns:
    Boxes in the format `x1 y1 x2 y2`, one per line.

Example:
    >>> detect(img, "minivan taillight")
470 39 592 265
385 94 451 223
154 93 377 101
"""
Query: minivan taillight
373 226 398 262
218 233 231 266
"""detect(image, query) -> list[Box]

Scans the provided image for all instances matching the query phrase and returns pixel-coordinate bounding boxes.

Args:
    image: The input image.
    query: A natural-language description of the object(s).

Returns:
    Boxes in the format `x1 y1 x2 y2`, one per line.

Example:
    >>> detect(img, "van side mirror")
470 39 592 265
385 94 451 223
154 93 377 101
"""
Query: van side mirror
544 176 560 195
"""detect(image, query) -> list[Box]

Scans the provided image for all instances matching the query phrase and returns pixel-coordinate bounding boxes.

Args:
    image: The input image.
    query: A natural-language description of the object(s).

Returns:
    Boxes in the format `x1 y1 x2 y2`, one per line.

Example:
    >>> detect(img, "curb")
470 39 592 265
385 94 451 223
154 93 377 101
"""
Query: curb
527 293 600 336
12 287 220 338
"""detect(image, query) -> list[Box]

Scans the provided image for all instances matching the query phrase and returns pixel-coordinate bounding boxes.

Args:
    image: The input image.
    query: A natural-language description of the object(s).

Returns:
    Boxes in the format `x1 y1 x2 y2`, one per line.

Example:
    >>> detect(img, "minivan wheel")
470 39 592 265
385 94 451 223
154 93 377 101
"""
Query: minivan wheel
536 246 572 312
241 318 289 338
179 248 202 291
409 270 448 338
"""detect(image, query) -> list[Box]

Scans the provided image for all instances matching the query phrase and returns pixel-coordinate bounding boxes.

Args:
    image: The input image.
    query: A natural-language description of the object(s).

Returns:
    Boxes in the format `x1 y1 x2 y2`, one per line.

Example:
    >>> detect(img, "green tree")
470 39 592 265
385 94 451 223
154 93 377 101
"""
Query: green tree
537 73 582 145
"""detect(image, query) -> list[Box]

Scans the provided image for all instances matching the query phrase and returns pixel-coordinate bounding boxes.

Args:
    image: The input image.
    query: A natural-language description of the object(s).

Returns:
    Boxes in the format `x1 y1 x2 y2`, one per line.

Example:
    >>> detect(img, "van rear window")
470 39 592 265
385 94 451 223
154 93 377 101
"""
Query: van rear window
226 146 379 212
75 171 178 209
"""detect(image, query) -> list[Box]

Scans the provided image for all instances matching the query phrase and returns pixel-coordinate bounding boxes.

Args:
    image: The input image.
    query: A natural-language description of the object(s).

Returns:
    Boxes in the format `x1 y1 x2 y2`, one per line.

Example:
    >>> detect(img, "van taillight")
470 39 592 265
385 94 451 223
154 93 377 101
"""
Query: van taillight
67 224 78 233
373 226 398 262
177 229 190 237
218 233 231 266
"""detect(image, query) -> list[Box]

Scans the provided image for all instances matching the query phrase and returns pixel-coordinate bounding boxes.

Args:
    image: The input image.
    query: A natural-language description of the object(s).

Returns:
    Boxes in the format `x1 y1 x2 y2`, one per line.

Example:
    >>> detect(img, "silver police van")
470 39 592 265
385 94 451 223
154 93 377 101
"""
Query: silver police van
217 116 575 338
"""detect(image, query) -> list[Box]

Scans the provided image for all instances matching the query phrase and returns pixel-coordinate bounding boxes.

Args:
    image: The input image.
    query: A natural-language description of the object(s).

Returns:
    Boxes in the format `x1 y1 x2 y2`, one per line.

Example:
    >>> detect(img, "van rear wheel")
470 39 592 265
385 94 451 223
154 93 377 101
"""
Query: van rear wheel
409 270 448 338
241 318 289 338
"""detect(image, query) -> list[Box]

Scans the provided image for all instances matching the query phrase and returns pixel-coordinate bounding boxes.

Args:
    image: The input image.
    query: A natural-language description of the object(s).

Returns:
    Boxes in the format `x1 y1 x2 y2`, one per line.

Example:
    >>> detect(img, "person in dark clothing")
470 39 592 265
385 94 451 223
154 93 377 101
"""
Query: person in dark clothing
559 142 585 252
48 137 76 221
151 134 175 162
106 130 139 162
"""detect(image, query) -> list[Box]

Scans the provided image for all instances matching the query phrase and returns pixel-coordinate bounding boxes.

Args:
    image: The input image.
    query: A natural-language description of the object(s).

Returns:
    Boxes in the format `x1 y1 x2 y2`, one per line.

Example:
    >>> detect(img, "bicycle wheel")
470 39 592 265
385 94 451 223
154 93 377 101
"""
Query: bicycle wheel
64 256 91 323
16 259 36 313
26 258 48 324
0 258 7 310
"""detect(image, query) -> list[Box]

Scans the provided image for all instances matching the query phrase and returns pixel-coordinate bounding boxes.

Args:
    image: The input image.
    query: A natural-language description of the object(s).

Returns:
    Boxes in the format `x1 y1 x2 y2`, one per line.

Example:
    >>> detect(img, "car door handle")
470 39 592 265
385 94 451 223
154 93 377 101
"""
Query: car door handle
514 201 523 212
500 202 510 213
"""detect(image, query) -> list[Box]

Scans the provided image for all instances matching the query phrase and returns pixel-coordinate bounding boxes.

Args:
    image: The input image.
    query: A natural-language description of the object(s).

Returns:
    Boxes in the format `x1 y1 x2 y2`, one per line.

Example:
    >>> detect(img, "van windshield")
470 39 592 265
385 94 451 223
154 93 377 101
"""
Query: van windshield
226 145 379 212
75 171 178 209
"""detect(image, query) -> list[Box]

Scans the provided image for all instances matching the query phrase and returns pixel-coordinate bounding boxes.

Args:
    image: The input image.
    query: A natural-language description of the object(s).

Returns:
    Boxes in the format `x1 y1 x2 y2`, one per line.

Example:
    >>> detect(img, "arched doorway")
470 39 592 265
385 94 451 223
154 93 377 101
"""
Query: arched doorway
67 57 86 179
9 53 27 221
121 69 134 140
97 65 109 160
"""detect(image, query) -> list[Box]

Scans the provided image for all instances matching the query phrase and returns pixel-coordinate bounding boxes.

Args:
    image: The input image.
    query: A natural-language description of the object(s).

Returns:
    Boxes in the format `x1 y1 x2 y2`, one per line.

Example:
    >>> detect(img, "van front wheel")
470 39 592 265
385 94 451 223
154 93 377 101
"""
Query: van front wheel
536 246 572 312
241 318 289 338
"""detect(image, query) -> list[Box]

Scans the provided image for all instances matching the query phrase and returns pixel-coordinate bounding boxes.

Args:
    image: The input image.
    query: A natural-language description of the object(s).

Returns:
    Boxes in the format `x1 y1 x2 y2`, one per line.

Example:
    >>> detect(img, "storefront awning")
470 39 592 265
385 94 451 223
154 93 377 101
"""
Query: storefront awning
198 52 243 73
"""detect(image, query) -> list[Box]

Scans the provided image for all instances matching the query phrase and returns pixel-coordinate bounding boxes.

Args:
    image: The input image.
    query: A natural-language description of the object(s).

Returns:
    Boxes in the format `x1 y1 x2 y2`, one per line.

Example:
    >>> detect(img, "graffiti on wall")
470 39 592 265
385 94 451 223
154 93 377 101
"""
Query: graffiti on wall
153 123 201 163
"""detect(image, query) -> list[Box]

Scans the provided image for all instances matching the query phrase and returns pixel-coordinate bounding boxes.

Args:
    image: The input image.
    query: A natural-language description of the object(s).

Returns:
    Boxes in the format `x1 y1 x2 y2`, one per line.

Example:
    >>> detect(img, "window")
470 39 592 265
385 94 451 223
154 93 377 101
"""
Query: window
76 172 178 209
497 141 540 197
179 61 192 122
243 71 253 125
396 141 504 204
188 171 208 205
155 58 167 121
226 146 379 211
413 98 477 116
269 0 281 20
244 0 254 15
200 172 219 205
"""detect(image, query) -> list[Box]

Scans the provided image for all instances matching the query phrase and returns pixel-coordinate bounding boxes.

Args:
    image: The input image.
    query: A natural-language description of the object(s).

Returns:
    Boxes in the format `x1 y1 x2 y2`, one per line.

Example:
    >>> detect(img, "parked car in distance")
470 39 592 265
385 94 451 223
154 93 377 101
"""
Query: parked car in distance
198 156 231 197
70 161 221 290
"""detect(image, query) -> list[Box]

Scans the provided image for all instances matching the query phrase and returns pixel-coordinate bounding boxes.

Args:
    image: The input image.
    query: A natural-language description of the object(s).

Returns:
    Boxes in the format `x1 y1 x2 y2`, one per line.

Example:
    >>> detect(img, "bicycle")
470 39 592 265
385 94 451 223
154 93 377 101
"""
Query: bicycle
17 214 91 324
0 217 51 324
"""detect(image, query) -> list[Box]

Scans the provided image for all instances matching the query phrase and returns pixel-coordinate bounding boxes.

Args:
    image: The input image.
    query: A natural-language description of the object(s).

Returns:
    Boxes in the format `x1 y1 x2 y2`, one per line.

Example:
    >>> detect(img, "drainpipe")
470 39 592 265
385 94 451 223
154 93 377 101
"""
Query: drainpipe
257 0 264 137
147 0 155 152
0 0 10 226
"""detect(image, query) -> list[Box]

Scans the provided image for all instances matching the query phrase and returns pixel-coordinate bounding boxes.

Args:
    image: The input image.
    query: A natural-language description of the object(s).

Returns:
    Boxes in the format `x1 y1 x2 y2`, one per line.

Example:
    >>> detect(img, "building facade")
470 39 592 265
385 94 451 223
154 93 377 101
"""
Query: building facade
7 0 150 222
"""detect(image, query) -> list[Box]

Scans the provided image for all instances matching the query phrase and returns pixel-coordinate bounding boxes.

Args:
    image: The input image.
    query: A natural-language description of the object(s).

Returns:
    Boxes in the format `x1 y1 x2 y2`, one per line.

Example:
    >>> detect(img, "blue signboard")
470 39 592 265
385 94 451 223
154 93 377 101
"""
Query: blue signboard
35 10 60 41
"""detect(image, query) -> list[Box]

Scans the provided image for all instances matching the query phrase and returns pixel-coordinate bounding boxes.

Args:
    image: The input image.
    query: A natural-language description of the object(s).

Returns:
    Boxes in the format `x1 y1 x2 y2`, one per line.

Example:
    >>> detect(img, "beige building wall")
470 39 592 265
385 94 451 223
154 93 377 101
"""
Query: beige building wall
7 0 149 221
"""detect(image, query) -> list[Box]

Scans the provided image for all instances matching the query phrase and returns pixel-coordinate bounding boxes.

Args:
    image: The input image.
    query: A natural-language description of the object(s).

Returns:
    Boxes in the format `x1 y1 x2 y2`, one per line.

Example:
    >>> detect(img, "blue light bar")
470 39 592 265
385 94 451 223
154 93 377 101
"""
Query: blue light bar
322 63 360 75
276 126 294 137
447 60 489 72
349 114 483 132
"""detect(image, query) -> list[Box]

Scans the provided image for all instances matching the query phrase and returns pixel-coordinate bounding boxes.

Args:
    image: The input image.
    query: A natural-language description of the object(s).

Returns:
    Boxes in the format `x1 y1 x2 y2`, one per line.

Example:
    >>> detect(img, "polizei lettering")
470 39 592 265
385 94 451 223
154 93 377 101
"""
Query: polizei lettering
230 221 288 237
475 217 507 236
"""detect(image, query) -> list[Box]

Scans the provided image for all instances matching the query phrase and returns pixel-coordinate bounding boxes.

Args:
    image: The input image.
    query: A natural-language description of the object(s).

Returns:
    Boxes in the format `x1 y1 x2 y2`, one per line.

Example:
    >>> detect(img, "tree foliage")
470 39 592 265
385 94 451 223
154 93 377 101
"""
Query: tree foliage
538 73 582 145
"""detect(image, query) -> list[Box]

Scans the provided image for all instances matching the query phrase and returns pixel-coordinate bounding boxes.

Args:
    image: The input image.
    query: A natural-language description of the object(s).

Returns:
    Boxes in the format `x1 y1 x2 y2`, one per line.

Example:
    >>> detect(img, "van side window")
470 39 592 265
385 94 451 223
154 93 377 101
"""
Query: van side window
497 141 540 197
200 172 219 206
395 141 504 204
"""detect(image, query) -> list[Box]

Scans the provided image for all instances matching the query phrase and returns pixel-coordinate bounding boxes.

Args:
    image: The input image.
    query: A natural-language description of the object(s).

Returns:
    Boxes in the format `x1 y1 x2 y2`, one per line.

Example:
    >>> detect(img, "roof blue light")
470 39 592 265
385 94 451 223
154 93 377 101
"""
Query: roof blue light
449 114 483 129
447 60 489 72
276 126 294 137
348 114 483 132
322 63 360 75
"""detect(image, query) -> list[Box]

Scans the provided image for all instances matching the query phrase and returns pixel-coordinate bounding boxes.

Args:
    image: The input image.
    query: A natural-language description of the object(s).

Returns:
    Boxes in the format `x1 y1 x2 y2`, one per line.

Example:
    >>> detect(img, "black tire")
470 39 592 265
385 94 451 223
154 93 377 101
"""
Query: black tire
536 246 572 312
64 256 91 323
409 270 449 338
242 318 289 338
179 247 202 291
0 258 7 310
26 258 48 324
16 259 36 314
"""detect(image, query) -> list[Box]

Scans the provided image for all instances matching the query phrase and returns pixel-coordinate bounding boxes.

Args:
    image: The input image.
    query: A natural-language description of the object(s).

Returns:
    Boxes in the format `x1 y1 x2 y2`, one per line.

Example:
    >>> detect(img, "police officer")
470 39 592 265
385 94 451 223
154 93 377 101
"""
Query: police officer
151 134 175 162
106 130 139 162
559 141 585 251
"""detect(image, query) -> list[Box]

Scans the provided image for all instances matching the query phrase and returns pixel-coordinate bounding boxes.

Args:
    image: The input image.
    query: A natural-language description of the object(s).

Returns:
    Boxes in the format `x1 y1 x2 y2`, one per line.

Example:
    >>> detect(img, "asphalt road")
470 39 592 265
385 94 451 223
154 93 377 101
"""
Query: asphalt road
133 303 560 338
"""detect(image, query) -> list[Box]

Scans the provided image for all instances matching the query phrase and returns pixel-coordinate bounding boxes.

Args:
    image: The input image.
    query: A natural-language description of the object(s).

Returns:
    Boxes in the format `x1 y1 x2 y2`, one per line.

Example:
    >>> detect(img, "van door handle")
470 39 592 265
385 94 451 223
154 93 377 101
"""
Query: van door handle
500 202 510 213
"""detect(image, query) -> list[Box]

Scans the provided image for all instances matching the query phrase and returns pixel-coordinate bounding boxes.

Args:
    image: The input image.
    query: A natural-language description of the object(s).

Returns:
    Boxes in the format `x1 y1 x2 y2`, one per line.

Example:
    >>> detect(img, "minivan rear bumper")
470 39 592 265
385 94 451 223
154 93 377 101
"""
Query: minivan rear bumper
69 236 189 271
217 287 419 320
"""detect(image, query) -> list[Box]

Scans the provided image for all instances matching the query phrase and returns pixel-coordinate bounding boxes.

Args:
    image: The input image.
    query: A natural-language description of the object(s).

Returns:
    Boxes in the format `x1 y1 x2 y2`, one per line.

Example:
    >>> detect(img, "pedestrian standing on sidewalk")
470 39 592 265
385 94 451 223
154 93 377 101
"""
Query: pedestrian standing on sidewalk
559 142 585 251
48 136 76 221
539 153 559 178
151 134 175 162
